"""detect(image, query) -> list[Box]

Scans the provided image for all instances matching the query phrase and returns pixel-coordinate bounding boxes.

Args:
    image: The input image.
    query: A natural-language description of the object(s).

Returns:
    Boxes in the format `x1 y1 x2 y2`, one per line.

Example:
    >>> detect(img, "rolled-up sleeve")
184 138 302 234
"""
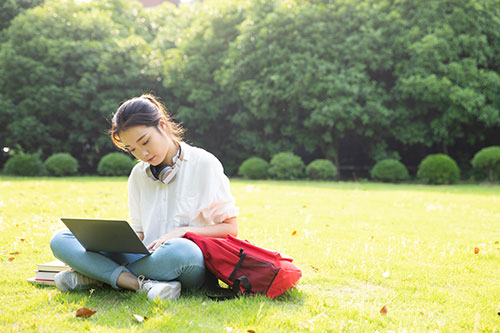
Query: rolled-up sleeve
193 154 239 224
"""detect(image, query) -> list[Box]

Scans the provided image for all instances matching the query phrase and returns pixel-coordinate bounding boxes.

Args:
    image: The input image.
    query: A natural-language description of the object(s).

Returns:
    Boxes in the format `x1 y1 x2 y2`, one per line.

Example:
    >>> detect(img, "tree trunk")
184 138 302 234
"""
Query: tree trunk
321 131 341 178
442 141 448 155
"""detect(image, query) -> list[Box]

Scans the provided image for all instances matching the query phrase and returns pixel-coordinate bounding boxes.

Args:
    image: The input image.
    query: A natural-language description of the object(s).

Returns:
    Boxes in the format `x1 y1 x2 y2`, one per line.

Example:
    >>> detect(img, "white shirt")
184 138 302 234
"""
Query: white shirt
128 142 239 246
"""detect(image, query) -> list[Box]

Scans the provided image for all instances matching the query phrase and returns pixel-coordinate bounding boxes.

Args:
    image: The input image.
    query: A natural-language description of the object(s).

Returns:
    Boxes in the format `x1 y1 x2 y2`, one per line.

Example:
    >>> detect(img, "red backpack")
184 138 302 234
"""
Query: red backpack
184 232 302 299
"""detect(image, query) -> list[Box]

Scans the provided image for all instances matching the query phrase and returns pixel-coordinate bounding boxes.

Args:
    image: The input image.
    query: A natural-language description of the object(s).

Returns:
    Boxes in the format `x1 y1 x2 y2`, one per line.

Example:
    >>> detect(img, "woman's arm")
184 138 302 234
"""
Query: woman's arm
147 217 238 251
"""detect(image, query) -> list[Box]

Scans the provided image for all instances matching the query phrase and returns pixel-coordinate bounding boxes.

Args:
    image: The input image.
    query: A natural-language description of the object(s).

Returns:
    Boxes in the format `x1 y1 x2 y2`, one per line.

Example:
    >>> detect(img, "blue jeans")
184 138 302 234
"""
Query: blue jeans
50 229 206 290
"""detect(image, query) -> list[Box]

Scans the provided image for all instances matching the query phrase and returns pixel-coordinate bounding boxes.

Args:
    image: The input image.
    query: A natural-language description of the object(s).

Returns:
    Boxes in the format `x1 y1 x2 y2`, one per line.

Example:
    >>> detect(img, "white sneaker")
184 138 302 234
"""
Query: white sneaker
54 270 103 292
137 275 181 301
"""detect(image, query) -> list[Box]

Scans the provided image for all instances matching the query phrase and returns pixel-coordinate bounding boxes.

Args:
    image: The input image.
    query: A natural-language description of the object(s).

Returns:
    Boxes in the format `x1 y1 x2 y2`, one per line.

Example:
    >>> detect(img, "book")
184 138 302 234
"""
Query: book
28 259 71 286
35 270 59 280
27 277 55 286
37 259 70 272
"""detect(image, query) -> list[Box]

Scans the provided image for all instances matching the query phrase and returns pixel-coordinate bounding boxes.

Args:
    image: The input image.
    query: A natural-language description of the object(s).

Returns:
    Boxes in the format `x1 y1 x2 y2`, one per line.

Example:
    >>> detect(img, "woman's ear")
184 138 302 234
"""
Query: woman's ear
158 119 169 134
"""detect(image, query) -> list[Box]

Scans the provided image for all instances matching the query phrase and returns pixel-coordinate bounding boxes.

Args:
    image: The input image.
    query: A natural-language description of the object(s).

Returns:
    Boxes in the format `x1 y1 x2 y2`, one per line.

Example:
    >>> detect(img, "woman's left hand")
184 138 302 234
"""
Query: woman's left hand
147 227 189 251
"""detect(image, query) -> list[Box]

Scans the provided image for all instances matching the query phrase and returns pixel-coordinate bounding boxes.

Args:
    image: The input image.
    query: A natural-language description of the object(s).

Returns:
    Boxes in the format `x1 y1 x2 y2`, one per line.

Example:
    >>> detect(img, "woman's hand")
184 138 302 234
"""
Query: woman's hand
147 227 189 251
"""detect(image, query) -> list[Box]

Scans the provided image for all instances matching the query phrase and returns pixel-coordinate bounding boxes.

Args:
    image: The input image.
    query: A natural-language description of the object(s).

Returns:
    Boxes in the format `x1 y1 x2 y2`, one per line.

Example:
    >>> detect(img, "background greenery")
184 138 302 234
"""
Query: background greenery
1 0 499 177
0 178 499 331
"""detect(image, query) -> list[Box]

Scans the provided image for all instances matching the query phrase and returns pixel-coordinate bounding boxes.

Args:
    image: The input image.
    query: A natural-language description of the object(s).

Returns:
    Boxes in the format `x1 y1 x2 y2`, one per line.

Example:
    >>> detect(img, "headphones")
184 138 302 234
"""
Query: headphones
145 145 182 184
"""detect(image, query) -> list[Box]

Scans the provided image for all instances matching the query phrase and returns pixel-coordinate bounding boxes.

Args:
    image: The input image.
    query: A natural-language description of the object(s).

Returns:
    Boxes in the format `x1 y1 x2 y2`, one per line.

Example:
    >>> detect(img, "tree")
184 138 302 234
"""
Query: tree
388 0 500 154
0 0 45 32
0 0 164 172
163 0 249 174
220 0 392 173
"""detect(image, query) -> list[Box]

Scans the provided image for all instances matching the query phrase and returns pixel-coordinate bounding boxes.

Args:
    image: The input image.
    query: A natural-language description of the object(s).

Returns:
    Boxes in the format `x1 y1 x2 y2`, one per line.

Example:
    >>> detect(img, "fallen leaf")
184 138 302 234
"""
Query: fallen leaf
10 251 20 255
76 307 96 318
20 239 25 242
132 314 148 323
291 230 297 236
380 305 388 315
474 247 479 254
8 257 15 262
419 311 424 316
402 274 413 281
495 241 499 244
247 330 256 333
311 265 319 271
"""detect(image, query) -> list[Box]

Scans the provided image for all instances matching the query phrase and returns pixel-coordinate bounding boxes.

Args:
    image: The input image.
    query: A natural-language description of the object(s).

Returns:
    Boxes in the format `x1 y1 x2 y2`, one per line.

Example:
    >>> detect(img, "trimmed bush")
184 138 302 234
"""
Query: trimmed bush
97 153 134 176
370 159 409 182
417 154 460 184
3 153 45 176
238 157 269 179
44 153 79 176
306 159 337 180
471 146 500 181
268 152 305 180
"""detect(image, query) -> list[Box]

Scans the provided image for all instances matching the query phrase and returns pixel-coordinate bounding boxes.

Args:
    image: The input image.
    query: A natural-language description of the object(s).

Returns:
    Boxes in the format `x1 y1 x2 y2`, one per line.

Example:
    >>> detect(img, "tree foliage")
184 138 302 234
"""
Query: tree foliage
1 0 499 177
0 0 165 172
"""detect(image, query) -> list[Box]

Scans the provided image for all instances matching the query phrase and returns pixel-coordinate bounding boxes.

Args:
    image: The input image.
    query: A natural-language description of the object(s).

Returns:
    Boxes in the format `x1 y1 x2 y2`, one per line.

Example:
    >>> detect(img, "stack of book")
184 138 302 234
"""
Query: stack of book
27 259 71 286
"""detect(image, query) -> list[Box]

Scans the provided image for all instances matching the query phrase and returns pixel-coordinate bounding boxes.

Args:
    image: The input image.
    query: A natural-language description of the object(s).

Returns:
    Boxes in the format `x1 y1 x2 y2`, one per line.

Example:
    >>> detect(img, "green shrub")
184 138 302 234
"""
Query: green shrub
238 157 269 179
3 152 45 176
471 146 500 182
370 159 409 182
417 154 460 184
268 152 305 180
306 159 337 180
97 153 134 176
44 153 79 176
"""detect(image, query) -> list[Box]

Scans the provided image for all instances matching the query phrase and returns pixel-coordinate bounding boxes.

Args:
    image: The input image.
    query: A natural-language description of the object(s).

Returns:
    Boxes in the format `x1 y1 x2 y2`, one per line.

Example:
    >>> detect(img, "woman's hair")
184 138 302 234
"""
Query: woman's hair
109 94 184 150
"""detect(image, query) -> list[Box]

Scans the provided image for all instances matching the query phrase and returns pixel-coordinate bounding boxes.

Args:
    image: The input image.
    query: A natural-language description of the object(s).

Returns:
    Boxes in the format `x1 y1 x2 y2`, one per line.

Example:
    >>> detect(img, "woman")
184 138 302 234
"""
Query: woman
50 94 239 301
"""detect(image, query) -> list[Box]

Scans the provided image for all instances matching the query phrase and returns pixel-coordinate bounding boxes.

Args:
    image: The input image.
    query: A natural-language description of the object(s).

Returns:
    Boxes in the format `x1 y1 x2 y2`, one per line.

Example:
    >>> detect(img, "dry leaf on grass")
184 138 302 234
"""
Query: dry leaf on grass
474 247 479 254
380 305 388 315
8 257 15 262
132 314 148 323
76 307 96 318
291 230 297 236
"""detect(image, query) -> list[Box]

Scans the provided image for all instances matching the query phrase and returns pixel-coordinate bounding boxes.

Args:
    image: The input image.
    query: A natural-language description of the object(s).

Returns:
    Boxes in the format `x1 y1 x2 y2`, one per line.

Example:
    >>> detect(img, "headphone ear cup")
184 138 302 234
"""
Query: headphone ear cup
146 165 154 180
157 165 173 183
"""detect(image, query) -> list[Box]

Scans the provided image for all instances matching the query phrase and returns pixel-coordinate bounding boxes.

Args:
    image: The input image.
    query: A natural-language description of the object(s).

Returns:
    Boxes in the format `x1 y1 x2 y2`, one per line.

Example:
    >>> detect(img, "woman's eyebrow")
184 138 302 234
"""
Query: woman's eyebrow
124 134 148 148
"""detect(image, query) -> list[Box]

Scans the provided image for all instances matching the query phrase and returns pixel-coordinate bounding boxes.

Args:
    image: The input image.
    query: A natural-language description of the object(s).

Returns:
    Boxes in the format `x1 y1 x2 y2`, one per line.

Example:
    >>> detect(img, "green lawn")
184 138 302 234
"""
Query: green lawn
0 177 499 331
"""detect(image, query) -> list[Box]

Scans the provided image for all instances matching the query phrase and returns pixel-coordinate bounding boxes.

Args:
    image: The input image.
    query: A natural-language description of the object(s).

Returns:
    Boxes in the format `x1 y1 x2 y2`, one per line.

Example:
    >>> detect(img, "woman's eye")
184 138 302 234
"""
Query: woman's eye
130 148 136 152
143 140 149 146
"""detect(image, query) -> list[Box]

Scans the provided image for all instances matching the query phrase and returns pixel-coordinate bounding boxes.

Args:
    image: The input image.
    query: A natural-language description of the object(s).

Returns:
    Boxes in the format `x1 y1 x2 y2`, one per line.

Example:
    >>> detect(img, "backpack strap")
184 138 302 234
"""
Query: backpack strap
232 276 252 295
228 248 246 281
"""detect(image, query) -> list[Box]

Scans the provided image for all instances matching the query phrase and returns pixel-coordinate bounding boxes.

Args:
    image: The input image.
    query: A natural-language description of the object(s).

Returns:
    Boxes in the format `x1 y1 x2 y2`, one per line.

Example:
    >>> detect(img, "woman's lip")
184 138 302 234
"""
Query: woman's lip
147 156 156 163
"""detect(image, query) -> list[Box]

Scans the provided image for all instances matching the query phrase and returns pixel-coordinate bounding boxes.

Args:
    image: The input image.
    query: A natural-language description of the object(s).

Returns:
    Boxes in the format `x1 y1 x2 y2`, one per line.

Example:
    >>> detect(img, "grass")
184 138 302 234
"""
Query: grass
0 176 499 331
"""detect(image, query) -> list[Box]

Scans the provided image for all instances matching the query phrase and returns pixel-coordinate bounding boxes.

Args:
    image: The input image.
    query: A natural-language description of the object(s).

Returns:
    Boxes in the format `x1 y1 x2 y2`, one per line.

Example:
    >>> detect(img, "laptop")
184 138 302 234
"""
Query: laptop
60 217 151 255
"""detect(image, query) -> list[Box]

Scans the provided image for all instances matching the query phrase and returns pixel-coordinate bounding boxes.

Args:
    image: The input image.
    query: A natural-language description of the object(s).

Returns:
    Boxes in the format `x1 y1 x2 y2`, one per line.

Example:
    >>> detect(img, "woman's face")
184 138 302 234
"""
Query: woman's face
118 122 174 166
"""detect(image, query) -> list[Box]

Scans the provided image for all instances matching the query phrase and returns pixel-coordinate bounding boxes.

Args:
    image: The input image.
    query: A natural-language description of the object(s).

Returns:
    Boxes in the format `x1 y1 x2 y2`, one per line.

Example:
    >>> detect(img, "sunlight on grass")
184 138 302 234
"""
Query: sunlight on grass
0 177 499 331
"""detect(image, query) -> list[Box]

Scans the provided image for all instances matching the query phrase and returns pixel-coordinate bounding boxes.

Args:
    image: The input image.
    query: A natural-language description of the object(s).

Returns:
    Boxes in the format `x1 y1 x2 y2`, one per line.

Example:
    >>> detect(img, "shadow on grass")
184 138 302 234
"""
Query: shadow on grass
39 284 307 329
